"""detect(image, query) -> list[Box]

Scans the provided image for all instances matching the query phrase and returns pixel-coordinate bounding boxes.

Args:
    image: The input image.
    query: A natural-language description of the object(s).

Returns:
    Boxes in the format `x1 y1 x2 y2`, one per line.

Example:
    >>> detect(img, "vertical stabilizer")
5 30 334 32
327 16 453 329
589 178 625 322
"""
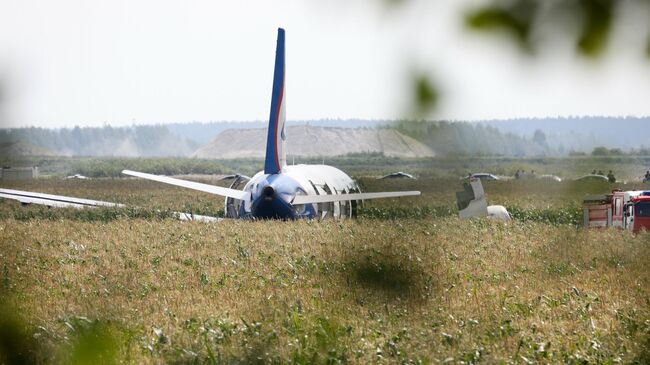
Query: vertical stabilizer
264 28 286 174
457 178 488 219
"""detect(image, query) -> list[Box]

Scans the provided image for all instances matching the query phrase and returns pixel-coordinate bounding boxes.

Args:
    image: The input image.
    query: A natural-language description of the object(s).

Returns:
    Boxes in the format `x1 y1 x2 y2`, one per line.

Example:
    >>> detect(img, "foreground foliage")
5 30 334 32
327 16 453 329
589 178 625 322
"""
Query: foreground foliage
1 218 649 364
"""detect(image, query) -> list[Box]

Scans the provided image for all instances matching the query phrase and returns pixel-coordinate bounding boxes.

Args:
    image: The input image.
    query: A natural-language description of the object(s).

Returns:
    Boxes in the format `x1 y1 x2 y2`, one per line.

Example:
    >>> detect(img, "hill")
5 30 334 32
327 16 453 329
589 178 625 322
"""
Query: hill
192 125 435 159
167 120 387 145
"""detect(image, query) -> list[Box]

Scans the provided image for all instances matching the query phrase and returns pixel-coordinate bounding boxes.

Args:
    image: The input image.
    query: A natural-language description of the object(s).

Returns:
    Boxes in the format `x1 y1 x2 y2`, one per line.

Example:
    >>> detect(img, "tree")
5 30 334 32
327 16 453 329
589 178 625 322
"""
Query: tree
532 129 547 146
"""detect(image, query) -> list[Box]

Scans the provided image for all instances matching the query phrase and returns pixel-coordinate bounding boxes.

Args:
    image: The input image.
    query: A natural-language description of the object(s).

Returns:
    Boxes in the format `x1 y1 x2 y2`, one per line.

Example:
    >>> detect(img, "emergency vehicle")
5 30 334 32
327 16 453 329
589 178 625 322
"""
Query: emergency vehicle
583 190 650 232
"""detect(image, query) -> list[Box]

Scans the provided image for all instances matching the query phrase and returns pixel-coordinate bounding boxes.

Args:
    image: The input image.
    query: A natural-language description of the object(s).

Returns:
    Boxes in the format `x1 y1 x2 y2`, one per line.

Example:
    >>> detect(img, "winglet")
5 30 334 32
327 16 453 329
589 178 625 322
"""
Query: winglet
264 28 286 174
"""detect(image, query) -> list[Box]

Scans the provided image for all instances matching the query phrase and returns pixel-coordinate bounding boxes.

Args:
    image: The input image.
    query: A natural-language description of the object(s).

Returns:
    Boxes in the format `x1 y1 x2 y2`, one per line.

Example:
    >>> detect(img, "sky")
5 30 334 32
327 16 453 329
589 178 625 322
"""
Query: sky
1 0 650 128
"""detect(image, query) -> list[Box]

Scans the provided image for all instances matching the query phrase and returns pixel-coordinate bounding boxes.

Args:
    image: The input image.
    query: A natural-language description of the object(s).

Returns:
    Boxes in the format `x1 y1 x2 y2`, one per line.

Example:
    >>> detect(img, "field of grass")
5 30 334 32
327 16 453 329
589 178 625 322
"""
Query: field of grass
2 219 650 364
2 156 650 363
5 154 650 180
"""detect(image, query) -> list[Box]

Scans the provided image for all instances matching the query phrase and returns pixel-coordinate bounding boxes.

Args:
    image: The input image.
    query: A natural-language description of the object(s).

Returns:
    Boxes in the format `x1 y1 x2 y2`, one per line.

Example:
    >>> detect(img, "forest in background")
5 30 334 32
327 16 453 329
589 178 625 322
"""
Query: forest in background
1 117 649 158
0 125 198 157
481 117 650 154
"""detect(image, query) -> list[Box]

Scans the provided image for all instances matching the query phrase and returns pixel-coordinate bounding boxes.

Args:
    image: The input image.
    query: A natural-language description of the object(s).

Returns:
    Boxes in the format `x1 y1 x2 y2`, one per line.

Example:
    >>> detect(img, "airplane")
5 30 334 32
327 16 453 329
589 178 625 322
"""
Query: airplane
0 28 420 221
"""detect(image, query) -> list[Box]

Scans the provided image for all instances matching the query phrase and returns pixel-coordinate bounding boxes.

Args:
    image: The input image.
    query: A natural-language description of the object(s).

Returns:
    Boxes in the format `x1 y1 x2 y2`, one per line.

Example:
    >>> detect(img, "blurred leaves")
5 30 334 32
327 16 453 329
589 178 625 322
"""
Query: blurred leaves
383 0 406 7
411 75 439 118
0 300 40 365
466 0 537 51
64 318 120 365
0 294 123 365
577 0 614 56
465 0 645 58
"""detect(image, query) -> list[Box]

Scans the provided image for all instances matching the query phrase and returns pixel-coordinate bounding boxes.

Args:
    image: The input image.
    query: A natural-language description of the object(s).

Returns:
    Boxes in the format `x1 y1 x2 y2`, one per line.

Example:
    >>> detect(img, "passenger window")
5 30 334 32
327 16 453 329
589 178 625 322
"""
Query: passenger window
615 198 621 215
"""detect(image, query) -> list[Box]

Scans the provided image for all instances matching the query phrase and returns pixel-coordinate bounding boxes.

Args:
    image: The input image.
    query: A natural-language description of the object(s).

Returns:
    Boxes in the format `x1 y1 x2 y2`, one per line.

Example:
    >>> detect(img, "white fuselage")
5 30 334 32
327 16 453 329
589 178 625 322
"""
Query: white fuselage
228 164 361 220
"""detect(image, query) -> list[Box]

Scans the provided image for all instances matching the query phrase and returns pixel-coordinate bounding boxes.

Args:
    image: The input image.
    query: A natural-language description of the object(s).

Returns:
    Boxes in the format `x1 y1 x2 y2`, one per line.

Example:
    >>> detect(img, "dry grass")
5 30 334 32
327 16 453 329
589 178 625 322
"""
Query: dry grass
2 217 650 364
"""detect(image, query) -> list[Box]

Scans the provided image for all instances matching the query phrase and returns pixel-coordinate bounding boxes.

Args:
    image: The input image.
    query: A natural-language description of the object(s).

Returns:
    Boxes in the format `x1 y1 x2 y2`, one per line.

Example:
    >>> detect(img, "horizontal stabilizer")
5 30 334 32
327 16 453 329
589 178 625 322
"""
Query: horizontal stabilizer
0 188 124 208
122 170 249 201
292 191 420 205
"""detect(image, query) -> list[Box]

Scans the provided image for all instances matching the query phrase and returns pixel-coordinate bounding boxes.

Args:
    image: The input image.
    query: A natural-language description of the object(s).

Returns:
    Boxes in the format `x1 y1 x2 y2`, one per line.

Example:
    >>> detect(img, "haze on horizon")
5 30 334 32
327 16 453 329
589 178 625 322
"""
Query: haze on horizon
1 0 650 129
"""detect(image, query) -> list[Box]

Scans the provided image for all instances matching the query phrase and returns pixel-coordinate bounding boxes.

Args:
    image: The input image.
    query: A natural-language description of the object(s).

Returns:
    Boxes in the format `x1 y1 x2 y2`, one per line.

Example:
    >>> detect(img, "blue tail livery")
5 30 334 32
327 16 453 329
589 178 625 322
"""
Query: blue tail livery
264 28 286 175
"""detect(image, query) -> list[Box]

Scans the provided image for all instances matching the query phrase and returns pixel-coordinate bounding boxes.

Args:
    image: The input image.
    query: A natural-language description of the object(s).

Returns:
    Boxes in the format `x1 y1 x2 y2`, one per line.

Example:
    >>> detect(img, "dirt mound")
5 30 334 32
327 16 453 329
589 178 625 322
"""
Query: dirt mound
192 126 435 159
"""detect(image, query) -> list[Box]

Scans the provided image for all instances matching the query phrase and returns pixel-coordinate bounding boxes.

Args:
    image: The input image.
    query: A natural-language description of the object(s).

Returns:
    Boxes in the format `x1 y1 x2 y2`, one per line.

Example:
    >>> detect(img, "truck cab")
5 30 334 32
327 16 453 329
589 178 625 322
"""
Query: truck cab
624 196 650 232
584 190 650 232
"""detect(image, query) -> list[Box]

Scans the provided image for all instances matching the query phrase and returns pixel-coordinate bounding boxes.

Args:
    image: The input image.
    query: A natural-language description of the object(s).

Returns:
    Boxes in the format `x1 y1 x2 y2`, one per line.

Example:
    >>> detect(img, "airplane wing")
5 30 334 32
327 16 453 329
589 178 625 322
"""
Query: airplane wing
0 188 124 208
292 191 420 205
122 170 250 201
0 188 223 222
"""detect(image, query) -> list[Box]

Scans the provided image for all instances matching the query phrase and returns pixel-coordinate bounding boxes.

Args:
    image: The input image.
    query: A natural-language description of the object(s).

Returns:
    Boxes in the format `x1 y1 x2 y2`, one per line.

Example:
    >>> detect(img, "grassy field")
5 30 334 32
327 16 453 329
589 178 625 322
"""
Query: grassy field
2 156 650 364
2 219 650 364
5 154 650 180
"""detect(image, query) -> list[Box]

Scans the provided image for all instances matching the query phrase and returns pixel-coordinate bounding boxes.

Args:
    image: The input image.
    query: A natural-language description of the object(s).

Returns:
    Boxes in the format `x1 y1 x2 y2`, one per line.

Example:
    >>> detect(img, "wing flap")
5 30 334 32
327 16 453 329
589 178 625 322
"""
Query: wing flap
292 191 420 205
122 170 249 201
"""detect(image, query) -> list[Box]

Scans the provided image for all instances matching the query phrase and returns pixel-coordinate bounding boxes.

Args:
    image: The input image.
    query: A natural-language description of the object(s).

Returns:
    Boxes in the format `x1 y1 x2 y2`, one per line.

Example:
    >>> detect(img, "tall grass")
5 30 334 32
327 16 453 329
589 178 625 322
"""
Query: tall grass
1 218 649 363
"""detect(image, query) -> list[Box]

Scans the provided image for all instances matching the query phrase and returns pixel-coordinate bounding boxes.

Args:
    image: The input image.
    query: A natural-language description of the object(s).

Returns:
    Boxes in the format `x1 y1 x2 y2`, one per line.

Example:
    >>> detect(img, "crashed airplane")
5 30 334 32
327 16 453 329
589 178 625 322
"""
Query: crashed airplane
0 28 419 221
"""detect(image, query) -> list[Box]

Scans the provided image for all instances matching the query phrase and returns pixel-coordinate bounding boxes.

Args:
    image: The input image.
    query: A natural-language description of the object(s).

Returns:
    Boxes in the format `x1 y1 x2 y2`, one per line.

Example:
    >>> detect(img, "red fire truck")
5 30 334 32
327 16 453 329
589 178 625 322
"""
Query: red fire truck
583 190 650 232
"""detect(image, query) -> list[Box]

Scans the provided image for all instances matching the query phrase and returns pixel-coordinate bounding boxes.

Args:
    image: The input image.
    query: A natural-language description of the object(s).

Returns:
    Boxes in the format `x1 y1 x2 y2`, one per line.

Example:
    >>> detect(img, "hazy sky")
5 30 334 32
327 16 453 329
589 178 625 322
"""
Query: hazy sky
1 0 649 128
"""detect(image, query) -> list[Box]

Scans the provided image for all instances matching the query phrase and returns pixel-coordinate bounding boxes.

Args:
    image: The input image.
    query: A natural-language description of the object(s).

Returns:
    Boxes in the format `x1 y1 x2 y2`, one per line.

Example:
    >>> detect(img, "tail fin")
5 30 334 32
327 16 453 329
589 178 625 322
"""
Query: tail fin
457 178 488 219
264 28 286 174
